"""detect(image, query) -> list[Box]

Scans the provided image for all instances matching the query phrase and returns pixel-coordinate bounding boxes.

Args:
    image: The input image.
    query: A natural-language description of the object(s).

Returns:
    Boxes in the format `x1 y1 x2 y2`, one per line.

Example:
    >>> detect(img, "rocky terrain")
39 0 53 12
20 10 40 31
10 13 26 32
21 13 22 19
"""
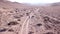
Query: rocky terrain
0 0 60 34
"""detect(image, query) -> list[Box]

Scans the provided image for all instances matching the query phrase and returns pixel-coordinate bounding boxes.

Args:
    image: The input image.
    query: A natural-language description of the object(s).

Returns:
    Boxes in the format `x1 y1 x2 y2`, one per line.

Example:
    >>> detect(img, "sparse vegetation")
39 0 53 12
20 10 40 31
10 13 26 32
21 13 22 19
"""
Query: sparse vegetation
7 21 19 26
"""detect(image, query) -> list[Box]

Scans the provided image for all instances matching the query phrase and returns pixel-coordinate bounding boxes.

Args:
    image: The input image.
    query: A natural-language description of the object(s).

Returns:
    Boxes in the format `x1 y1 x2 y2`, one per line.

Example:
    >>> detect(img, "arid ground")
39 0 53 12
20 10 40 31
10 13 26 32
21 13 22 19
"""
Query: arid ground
0 0 60 34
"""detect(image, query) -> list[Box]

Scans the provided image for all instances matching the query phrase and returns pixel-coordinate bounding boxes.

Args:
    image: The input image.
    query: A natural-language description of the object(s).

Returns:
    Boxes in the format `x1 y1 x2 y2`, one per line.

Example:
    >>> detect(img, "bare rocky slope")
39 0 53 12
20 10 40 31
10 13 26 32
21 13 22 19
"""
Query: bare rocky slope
0 0 60 34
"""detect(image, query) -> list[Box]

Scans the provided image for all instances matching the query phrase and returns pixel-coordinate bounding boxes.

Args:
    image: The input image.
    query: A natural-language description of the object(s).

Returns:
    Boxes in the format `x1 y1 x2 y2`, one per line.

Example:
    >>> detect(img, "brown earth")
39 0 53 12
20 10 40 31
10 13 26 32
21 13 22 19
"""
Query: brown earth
0 0 60 34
